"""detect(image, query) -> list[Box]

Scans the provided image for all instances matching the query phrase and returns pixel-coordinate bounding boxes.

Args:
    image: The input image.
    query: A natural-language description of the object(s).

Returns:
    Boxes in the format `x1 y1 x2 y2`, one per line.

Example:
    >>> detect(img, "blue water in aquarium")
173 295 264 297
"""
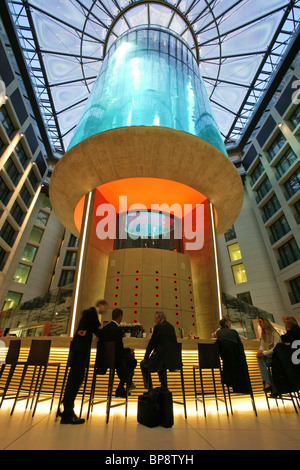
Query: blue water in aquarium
68 27 227 155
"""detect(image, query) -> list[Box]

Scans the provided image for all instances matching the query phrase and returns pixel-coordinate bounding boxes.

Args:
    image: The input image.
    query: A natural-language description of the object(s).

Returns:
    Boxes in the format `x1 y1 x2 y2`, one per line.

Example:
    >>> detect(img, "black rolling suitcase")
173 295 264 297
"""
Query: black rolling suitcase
137 387 174 428
137 389 160 428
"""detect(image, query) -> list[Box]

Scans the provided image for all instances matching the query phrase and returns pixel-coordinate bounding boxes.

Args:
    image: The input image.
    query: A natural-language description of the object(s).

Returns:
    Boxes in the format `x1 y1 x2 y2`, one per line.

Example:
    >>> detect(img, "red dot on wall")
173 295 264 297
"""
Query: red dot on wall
175 304 178 308
192 323 195 327
189 284 192 287
174 273 177 276
117 271 120 275
114 302 118 306
155 302 159 306
155 278 159 282
135 278 139 281
136 270 139 274
176 321 179 325
174 288 178 291
134 301 138 306
135 285 139 289
155 286 159 290
192 314 195 318
155 294 159 298
174 280 177 284
135 293 138 297
190 291 193 294
191 306 194 310
134 310 138 314
133 319 137 324
116 286 119 290
115 294 118 298
175 296 178 299
156 271 159 274
175 312 179 316
188 276 191 280
116 278 120 282
190 298 193 302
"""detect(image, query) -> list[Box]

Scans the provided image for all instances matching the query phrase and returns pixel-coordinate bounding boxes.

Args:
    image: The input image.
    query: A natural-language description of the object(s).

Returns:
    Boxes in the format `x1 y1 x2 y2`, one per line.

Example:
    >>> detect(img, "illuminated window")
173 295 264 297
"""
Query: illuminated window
227 242 242 262
28 226 44 244
20 244 38 263
13 263 31 284
35 210 49 227
232 263 247 284
2 291 22 311
41 195 52 211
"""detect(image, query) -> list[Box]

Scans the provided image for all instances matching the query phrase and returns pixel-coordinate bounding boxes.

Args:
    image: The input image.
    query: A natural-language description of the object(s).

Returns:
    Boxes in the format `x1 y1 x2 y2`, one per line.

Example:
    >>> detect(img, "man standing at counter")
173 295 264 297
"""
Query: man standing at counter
140 311 177 390
59 299 109 424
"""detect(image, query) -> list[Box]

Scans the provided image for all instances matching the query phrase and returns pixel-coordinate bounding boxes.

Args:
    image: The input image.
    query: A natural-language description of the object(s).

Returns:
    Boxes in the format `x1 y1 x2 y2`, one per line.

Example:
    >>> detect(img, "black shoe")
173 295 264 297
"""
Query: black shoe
60 414 85 425
115 388 129 398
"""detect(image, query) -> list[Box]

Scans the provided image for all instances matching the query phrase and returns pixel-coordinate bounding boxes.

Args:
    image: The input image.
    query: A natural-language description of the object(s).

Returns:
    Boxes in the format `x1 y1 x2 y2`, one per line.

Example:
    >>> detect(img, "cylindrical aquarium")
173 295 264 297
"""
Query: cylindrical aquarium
68 26 227 155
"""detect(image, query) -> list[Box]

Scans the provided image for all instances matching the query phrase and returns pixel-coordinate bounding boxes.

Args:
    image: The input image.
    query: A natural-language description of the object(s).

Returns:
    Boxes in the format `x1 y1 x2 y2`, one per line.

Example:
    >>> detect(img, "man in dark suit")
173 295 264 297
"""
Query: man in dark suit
140 311 177 390
97 308 137 398
60 299 108 424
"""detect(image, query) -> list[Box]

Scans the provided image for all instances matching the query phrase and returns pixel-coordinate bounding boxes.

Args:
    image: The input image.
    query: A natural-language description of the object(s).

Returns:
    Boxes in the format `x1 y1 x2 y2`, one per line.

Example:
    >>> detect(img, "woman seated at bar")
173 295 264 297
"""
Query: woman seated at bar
256 317 281 393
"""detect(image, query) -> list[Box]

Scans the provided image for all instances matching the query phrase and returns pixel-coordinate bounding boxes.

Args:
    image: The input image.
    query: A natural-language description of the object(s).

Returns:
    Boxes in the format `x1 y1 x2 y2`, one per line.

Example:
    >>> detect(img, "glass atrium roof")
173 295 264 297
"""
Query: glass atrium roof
6 0 300 157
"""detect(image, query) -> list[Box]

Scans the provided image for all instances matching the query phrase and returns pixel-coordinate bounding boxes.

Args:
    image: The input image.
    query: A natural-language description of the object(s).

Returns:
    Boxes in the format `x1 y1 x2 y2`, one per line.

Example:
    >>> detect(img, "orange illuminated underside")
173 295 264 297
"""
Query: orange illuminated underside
74 177 218 232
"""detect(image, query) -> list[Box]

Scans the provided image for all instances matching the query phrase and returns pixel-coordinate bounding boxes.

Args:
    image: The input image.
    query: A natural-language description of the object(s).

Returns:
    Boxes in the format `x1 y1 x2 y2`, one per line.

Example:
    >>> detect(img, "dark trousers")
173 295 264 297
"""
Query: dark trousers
62 349 89 417
116 356 137 390
140 358 167 390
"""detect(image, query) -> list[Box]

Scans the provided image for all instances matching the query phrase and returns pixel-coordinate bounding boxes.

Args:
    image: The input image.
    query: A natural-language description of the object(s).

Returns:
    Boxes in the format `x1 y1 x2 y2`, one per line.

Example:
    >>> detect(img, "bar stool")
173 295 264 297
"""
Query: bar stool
0 339 21 408
87 341 131 424
10 339 60 417
56 349 90 418
217 340 257 417
193 342 229 417
160 342 187 419
264 365 299 414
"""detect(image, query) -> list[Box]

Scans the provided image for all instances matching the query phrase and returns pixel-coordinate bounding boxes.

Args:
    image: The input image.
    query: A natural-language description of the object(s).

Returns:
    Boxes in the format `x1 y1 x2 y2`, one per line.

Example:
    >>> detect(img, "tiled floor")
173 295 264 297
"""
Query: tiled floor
0 395 299 451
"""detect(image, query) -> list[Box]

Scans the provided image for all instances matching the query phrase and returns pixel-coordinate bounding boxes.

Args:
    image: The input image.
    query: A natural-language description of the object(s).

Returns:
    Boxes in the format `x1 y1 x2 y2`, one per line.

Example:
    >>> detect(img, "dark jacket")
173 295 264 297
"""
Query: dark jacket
70 307 101 354
272 342 300 394
281 325 300 344
216 326 252 394
144 320 177 371
97 321 130 364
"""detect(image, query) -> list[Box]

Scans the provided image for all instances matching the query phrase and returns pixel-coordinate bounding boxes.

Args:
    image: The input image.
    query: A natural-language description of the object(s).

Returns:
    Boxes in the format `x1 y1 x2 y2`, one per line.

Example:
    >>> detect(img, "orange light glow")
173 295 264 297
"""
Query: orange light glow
74 177 219 233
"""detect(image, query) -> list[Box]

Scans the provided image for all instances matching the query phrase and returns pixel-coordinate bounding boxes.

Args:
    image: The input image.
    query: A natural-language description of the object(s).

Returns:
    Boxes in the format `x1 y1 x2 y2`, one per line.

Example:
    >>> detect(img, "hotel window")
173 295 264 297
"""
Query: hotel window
289 277 300 304
20 244 38 263
0 246 8 271
10 201 25 226
284 169 300 199
0 175 12 205
0 135 5 152
294 200 300 223
224 226 237 243
68 234 79 248
232 263 248 284
227 242 242 262
63 251 77 267
289 106 300 129
0 106 15 137
267 132 286 161
15 142 30 169
0 220 16 247
237 292 253 305
269 215 291 244
58 269 75 287
250 161 264 185
35 210 49 227
28 168 39 191
28 226 44 244
12 263 31 284
256 177 272 203
19 183 33 207
278 238 300 269
4 158 21 186
262 194 281 222
41 195 52 212
275 147 297 180
2 291 22 311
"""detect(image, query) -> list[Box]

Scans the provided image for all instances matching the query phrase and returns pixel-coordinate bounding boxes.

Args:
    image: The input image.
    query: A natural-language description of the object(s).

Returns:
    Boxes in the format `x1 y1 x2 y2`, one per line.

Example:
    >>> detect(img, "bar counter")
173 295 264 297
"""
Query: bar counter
0 336 263 399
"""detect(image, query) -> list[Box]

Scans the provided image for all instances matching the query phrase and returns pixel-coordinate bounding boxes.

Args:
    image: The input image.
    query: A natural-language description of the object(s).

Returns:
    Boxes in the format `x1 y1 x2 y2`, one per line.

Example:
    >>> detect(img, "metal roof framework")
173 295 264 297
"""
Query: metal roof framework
2 0 300 158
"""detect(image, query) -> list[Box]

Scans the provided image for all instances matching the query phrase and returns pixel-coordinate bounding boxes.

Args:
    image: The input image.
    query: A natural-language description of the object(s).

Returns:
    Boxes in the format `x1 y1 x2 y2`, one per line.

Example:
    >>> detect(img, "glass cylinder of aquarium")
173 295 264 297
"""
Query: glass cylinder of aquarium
68 26 226 155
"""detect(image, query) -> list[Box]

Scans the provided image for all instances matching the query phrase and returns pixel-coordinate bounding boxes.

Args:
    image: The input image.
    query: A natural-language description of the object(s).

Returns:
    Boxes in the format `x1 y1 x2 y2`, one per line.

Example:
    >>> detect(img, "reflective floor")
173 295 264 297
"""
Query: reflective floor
0 395 299 450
